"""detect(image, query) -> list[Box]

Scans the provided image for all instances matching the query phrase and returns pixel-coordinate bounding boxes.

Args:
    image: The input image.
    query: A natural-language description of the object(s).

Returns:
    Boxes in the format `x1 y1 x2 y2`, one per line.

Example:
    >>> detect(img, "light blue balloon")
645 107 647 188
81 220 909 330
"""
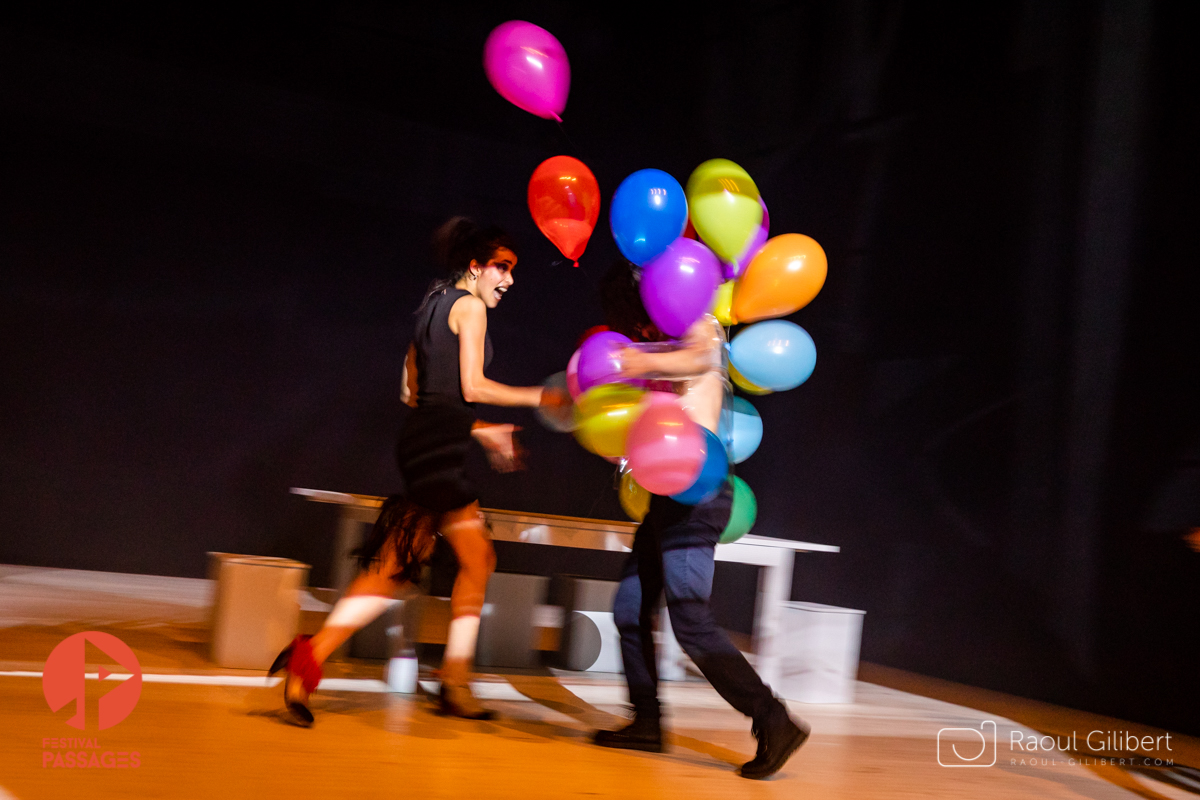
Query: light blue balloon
719 396 763 464
729 321 816 391
609 169 688 266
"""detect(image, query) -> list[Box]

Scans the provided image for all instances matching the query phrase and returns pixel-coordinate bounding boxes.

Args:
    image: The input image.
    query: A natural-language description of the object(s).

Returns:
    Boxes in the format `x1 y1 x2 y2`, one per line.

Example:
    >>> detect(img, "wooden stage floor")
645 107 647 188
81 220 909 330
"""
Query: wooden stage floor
1 565 1196 800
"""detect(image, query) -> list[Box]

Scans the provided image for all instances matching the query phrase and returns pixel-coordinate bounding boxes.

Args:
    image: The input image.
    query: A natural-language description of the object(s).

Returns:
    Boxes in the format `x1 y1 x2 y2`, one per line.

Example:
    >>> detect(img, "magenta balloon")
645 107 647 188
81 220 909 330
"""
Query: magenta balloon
640 238 722 337
722 197 770 281
576 331 632 392
483 21 570 121
626 402 707 495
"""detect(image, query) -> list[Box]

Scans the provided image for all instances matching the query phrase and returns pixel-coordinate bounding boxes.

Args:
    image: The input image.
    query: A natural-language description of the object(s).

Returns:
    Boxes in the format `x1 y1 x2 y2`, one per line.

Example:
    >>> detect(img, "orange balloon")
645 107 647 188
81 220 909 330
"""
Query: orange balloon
528 156 601 264
732 233 827 322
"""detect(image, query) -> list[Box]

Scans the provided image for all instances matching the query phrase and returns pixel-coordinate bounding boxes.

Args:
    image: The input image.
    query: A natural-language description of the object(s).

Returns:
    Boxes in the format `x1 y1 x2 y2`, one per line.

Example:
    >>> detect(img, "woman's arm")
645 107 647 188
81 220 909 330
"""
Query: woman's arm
619 315 723 380
450 295 545 407
400 343 419 408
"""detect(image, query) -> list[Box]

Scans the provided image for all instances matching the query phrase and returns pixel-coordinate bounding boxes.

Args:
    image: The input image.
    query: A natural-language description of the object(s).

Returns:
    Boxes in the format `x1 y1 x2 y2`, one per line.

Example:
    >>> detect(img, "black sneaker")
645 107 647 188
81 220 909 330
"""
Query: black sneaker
592 714 664 753
739 707 809 779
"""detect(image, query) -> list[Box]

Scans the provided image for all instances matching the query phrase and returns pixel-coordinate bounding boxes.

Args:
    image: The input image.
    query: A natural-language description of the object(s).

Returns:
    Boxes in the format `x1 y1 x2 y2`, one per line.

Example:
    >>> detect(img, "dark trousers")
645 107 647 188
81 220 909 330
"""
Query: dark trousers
613 488 779 722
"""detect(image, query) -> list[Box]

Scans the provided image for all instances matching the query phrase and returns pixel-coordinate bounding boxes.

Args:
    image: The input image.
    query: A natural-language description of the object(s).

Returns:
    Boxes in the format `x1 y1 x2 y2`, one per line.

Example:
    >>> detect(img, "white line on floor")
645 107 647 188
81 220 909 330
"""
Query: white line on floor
0 669 635 703
0 670 282 687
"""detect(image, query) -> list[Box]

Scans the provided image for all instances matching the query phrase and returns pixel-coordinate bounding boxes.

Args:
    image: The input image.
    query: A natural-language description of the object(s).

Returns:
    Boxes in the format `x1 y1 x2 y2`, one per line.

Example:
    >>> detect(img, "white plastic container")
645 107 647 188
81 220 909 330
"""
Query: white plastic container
775 601 865 703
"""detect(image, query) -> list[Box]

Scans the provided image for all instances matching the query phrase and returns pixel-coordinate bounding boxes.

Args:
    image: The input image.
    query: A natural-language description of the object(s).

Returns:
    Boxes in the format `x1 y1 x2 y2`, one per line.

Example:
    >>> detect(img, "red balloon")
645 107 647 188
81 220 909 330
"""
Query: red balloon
528 156 600 264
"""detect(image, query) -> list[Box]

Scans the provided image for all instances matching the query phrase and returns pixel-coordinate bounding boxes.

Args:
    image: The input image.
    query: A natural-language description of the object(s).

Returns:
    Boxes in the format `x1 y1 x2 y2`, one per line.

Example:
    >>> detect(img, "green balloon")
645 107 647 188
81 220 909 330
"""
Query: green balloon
686 159 763 262
720 476 757 544
689 193 762 262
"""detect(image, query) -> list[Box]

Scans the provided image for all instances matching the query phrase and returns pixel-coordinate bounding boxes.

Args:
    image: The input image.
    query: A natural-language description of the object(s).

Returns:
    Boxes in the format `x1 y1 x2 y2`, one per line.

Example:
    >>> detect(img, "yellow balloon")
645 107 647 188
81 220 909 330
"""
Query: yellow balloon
729 362 772 395
733 233 828 323
712 280 738 326
573 383 647 457
686 159 763 262
619 471 651 522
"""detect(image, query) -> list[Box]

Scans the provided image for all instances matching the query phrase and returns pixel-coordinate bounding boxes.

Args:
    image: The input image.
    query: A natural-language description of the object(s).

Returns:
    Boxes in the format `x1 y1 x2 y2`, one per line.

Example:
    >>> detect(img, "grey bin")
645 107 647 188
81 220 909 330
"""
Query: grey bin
208 553 310 670
476 572 549 669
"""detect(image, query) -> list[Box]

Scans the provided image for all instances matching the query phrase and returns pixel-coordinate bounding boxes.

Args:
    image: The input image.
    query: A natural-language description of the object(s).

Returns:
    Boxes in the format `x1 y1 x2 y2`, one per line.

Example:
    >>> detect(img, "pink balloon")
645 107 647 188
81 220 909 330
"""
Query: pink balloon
566 349 582 399
626 401 706 495
483 21 570 122
723 197 770 281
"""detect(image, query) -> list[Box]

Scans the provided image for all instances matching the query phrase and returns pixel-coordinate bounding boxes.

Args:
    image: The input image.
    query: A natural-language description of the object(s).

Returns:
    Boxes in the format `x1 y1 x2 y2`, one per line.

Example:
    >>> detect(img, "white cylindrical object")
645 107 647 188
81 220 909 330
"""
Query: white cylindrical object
386 656 419 693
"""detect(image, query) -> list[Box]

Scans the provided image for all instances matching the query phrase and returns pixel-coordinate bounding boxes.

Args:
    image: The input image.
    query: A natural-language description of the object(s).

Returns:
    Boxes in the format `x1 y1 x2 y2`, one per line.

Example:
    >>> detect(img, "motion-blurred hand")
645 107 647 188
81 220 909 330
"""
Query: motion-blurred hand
539 385 572 409
473 423 526 473
615 346 648 380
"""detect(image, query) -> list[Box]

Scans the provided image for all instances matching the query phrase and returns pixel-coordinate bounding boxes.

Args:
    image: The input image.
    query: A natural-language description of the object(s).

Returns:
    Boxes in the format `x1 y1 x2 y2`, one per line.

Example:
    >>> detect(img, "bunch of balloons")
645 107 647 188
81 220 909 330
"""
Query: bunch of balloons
579 159 827 540
485 23 827 542
605 159 826 393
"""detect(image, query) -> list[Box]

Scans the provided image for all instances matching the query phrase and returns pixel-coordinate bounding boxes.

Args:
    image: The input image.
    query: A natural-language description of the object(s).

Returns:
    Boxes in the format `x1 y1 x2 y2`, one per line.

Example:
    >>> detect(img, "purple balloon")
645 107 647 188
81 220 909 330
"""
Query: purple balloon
483 21 570 121
577 331 633 392
722 197 770 281
641 238 722 337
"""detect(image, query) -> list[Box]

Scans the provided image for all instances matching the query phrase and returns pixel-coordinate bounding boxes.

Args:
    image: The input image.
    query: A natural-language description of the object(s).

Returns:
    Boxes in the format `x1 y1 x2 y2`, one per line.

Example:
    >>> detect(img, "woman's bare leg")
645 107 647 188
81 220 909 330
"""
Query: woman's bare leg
285 556 407 703
311 570 402 662
438 502 496 715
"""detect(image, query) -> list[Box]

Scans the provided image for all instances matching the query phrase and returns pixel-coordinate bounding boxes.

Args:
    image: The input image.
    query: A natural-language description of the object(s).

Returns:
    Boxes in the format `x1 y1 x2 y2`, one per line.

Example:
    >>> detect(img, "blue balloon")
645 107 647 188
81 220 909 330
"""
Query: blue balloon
609 169 688 266
729 321 816 391
671 427 729 505
719 396 763 464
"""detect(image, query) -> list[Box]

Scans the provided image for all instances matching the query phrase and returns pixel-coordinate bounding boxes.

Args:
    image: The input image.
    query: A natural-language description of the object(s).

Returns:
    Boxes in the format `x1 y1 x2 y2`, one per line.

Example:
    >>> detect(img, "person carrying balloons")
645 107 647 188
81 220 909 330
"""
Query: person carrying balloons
590 260 810 780
271 218 568 723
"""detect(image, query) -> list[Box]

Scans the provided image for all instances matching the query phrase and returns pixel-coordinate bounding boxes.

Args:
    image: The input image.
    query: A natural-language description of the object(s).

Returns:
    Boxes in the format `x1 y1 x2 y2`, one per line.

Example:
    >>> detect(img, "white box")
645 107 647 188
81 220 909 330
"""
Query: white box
775 601 864 704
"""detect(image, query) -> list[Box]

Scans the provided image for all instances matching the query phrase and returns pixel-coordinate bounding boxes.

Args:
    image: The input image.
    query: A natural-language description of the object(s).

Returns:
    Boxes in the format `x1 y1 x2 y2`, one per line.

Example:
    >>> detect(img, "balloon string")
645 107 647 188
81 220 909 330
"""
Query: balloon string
555 120 579 155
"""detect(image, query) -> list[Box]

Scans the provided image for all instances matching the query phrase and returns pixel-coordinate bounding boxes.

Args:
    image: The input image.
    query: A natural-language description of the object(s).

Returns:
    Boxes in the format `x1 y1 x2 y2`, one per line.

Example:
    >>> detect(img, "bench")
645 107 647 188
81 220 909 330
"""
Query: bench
291 488 840 689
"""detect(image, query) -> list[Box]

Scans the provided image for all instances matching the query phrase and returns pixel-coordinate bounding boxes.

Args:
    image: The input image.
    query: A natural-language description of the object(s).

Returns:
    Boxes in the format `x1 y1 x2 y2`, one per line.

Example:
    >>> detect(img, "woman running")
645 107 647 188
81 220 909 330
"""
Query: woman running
272 217 565 724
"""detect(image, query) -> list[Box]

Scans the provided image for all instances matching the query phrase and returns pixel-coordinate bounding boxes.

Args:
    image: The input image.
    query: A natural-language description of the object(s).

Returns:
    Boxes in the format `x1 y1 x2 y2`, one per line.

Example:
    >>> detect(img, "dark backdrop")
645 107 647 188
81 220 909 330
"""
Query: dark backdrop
1 1 1196 736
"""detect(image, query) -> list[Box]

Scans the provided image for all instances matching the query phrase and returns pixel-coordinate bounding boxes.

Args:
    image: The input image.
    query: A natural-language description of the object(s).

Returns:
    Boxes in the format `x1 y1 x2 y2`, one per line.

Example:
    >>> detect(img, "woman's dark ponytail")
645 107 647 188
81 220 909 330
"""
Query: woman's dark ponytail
418 217 518 311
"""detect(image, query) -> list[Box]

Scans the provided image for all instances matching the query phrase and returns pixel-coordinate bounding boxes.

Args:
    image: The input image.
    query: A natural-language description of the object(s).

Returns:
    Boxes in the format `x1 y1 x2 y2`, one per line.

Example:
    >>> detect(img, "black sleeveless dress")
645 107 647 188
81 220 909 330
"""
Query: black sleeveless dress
395 287 493 513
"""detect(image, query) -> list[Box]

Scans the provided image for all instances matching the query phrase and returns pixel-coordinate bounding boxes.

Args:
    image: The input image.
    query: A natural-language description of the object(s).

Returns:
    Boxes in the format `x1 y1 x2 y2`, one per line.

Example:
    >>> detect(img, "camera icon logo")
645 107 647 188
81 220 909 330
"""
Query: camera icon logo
937 720 997 767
